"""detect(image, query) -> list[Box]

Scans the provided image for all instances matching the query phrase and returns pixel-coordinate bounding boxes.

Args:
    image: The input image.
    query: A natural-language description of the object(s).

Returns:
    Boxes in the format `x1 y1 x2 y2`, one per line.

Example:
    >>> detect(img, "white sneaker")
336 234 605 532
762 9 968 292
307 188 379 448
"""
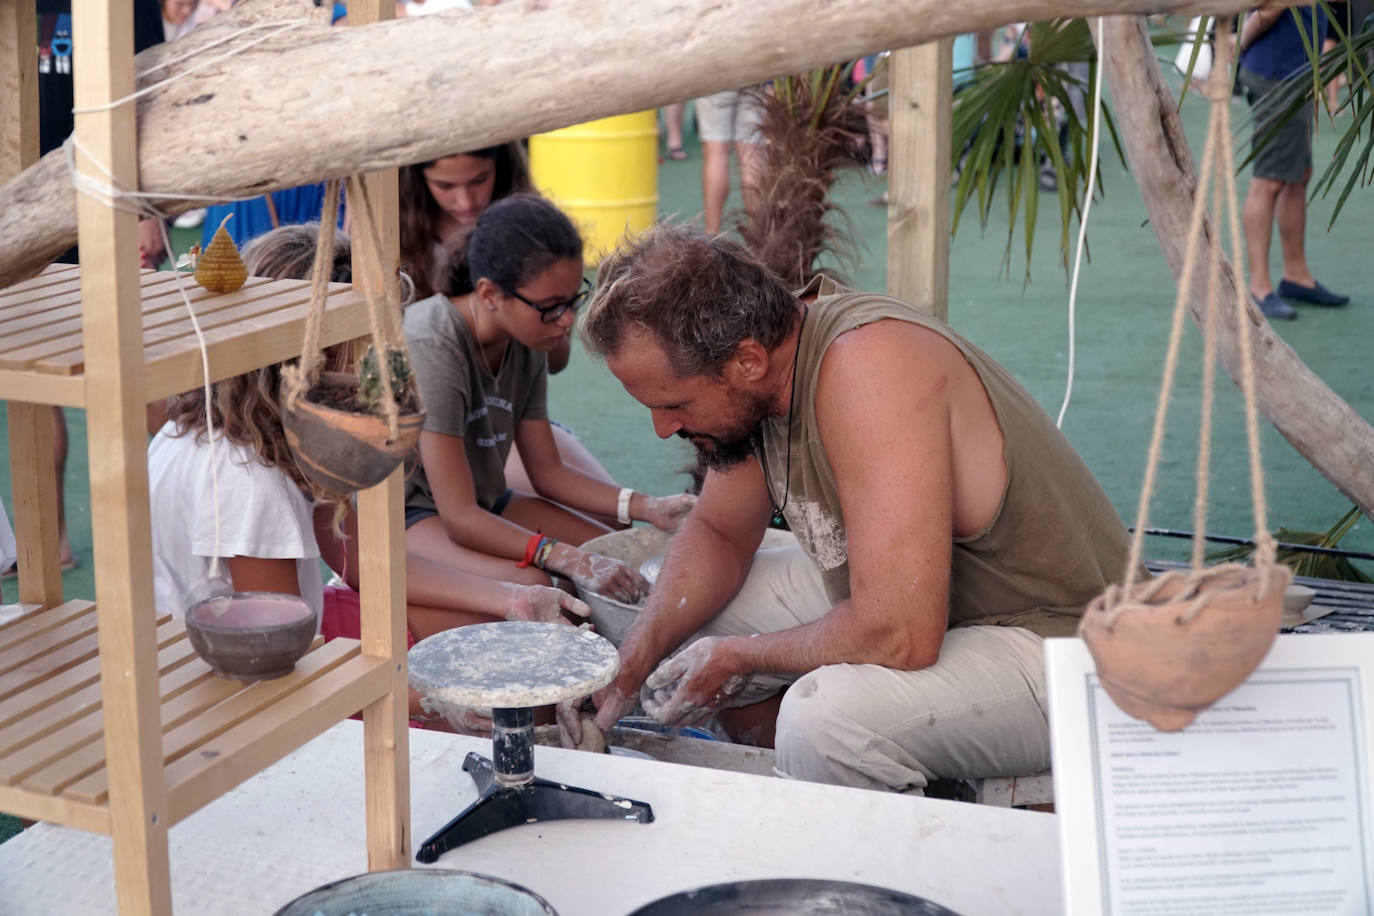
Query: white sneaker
173 208 206 229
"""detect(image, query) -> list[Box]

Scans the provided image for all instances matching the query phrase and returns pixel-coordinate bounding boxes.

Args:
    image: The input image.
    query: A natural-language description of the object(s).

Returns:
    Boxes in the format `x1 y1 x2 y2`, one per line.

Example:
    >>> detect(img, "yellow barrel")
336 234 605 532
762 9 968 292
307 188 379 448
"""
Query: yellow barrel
529 110 659 262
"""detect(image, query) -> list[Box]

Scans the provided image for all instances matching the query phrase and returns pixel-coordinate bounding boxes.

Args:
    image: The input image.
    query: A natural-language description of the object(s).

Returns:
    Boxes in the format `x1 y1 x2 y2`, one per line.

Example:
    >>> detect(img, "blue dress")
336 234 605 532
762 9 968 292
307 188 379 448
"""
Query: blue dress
200 184 345 248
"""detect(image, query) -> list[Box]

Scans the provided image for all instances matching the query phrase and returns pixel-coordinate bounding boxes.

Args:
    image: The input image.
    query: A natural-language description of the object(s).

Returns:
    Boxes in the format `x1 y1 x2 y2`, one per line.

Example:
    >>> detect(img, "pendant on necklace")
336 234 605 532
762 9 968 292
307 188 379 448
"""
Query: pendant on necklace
770 509 784 526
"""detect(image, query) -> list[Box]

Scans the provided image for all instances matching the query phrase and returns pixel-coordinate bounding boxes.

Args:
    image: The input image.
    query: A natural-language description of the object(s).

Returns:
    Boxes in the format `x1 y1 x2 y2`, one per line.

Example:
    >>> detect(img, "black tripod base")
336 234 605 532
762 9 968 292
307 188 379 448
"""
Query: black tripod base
416 752 655 864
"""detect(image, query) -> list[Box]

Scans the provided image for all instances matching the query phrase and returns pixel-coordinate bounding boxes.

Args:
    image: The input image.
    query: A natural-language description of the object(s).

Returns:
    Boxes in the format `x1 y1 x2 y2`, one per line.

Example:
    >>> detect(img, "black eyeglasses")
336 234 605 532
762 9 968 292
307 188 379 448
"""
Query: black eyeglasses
500 277 592 325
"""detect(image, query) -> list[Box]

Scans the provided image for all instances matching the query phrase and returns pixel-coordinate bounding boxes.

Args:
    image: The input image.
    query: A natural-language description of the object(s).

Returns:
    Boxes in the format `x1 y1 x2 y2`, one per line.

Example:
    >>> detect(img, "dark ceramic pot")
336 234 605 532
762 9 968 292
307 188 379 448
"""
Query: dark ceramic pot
281 371 425 494
185 591 317 682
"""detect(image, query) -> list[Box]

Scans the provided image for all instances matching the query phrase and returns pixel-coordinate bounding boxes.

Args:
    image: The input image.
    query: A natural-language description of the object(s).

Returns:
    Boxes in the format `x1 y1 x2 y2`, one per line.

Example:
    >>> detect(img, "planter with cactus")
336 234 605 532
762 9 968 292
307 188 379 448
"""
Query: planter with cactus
281 344 426 494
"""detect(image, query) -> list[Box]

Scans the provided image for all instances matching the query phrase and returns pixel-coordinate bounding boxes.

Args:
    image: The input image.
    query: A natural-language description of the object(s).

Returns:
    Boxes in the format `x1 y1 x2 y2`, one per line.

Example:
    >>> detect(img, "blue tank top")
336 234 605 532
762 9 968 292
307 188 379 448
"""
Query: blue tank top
1240 7 1326 81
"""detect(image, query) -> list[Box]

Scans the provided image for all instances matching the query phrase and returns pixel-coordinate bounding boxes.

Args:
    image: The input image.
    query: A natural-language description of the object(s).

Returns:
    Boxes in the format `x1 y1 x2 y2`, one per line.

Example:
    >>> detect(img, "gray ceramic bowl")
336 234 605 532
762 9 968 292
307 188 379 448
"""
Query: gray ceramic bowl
579 528 797 646
185 591 316 682
274 869 557 916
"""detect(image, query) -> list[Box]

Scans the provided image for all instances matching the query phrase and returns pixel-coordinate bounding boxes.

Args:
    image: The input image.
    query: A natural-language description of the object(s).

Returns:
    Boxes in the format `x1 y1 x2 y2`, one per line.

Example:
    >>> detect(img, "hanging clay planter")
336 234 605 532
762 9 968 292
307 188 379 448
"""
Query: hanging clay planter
1079 562 1290 732
1081 24 1294 736
281 369 425 494
278 177 426 496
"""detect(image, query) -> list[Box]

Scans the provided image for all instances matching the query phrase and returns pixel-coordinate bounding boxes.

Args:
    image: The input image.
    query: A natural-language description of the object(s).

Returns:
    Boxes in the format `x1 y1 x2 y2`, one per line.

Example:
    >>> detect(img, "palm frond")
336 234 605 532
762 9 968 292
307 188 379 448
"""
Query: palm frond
949 18 1125 282
737 63 873 288
1206 506 1374 582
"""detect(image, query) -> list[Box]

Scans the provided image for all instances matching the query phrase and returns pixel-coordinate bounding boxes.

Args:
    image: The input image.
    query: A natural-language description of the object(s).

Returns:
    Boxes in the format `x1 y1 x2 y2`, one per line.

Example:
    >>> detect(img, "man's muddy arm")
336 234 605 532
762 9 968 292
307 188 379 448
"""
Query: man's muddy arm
593 459 771 728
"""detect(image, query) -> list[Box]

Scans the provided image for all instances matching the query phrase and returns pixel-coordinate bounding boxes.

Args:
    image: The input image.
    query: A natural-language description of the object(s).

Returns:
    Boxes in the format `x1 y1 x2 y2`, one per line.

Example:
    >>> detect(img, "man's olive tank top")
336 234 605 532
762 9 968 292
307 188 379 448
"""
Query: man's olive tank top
760 277 1133 637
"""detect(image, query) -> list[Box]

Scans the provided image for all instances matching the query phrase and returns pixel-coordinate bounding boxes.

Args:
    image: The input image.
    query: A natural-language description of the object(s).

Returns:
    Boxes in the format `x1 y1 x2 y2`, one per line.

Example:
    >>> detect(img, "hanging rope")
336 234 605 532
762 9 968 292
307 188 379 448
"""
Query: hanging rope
1096 17 1279 628
279 175 410 441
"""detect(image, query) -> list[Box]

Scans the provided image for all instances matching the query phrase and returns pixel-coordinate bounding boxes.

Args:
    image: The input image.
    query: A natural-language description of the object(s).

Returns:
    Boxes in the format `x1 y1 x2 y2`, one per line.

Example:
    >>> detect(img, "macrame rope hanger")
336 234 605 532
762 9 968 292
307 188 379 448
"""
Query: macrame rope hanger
1096 15 1279 629
279 175 412 443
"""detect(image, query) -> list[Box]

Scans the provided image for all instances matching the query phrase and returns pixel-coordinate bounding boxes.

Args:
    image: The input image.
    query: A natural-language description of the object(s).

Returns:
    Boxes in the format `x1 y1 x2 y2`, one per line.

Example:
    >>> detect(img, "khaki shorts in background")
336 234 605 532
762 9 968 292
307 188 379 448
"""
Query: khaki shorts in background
1239 67 1314 183
695 88 765 144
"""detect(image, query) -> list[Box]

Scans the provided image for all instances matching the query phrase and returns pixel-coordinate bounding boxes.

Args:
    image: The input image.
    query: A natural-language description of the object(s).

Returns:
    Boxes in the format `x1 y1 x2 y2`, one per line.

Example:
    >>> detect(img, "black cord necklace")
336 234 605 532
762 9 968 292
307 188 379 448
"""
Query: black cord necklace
760 305 808 526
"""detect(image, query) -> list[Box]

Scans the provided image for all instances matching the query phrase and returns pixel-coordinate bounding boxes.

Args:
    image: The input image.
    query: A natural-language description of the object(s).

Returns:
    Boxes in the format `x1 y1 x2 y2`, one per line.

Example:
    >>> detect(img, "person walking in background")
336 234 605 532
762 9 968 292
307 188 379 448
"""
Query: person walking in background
1238 3 1349 320
662 102 689 161
695 87 764 234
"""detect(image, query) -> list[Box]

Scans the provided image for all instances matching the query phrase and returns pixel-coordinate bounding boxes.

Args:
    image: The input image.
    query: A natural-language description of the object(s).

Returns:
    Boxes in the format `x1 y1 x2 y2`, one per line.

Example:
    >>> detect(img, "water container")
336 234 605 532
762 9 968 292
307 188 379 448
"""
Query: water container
529 110 658 261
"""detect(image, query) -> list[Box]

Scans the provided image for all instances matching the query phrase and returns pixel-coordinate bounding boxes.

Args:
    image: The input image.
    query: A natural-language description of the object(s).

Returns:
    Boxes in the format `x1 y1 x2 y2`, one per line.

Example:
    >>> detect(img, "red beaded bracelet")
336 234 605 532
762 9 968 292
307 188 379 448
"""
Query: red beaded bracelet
515 531 543 568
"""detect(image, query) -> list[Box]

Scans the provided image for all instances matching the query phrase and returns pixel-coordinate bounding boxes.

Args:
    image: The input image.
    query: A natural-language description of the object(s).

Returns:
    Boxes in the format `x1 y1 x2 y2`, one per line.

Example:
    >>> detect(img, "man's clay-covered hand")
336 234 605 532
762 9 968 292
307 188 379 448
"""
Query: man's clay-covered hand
641 636 747 726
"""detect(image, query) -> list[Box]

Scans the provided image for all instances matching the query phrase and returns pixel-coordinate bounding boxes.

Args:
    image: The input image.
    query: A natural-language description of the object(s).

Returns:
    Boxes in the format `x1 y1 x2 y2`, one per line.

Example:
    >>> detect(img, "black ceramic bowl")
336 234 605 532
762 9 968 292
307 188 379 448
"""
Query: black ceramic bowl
185 591 316 682
629 878 962 915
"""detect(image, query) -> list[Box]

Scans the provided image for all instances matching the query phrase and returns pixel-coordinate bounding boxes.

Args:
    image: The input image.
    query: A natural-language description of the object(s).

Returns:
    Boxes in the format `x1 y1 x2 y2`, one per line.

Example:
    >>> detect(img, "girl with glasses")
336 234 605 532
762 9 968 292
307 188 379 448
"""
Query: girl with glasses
398 143 619 514
402 195 695 604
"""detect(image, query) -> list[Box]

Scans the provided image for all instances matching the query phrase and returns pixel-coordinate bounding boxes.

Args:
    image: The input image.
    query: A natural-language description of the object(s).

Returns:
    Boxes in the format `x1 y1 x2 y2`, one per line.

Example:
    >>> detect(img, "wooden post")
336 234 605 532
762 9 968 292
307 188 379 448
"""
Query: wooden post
347 0 411 873
71 0 172 910
1 0 38 173
1 0 64 608
885 40 953 320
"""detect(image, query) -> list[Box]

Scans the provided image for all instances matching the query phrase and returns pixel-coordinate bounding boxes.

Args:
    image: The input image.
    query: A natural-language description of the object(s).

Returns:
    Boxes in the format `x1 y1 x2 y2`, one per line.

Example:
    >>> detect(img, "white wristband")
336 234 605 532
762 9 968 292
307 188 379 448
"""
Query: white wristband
617 488 635 525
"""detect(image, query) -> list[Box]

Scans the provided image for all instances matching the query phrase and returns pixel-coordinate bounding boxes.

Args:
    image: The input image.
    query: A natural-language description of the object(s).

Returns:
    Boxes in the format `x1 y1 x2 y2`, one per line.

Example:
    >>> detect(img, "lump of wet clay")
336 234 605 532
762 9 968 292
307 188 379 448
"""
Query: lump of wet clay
578 717 607 754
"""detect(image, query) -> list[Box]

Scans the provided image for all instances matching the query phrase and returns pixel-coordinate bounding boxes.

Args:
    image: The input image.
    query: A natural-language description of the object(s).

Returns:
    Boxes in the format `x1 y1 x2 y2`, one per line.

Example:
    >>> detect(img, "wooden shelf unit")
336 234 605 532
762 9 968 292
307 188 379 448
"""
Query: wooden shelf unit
1 0 411 910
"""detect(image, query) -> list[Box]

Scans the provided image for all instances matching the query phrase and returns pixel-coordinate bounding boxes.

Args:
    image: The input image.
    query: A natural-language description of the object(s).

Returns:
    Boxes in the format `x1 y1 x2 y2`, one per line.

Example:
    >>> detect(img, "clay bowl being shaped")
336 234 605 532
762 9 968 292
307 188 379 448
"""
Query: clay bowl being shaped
185 591 316 682
274 869 558 916
579 528 798 646
628 878 962 915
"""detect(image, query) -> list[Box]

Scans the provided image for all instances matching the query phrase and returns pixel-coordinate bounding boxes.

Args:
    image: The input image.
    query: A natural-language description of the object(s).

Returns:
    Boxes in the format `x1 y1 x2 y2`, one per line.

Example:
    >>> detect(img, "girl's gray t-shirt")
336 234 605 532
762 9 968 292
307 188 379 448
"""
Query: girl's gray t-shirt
402 293 548 513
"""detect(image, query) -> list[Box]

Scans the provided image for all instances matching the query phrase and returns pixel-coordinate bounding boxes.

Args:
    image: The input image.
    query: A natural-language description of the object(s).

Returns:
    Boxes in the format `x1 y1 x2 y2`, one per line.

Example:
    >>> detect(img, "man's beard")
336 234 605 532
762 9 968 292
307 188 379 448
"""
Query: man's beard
677 391 772 472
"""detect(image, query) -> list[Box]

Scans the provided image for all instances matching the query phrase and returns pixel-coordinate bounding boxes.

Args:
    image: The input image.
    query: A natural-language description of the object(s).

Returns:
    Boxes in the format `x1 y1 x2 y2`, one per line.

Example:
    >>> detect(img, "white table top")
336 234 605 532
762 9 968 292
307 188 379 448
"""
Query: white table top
0 721 1062 915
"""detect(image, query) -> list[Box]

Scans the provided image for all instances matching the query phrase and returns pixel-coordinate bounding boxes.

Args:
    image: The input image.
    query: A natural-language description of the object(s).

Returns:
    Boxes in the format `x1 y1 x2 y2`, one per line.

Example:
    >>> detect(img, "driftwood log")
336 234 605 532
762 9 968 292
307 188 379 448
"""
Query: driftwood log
1099 16 1374 521
3 0 1262 288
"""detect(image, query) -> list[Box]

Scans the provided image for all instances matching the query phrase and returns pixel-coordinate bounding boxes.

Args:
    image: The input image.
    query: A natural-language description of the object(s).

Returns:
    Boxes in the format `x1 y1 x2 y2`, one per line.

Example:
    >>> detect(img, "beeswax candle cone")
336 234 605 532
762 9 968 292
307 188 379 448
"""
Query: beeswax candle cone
195 214 247 293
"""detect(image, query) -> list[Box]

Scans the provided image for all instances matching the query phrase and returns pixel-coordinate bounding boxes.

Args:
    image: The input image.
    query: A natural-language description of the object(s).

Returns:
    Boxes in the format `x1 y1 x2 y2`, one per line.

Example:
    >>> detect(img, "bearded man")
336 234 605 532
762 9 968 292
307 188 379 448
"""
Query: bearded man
580 225 1132 793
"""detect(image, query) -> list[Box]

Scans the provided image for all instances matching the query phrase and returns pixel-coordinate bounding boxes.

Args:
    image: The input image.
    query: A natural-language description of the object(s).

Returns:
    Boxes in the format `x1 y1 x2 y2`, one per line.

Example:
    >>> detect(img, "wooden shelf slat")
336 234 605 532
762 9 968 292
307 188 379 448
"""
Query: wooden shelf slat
166 649 391 824
0 780 109 834
0 609 101 680
63 637 352 805
0 599 381 820
0 640 210 791
0 265 369 407
0 620 195 747
0 599 95 655
3 276 286 374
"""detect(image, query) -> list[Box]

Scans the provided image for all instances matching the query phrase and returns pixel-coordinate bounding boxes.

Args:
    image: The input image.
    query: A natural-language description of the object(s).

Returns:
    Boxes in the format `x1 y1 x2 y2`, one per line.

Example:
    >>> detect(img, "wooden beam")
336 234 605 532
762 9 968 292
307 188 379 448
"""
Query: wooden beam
886 40 953 319
70 0 172 909
346 0 411 874
0 0 1271 290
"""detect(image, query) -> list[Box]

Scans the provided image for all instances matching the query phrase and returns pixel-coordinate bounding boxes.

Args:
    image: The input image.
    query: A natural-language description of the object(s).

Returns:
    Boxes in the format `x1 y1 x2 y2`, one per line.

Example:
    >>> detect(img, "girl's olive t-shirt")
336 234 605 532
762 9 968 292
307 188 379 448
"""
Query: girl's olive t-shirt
402 293 548 513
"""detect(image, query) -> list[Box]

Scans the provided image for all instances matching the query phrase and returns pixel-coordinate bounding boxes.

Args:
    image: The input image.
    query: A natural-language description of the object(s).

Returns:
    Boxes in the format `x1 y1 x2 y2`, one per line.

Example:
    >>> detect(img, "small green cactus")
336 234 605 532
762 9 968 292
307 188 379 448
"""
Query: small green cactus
356 345 414 414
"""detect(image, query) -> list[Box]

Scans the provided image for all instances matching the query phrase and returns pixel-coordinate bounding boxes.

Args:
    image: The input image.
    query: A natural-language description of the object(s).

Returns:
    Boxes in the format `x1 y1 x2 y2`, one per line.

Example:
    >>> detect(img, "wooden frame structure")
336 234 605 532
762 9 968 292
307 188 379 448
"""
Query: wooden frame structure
0 0 410 911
